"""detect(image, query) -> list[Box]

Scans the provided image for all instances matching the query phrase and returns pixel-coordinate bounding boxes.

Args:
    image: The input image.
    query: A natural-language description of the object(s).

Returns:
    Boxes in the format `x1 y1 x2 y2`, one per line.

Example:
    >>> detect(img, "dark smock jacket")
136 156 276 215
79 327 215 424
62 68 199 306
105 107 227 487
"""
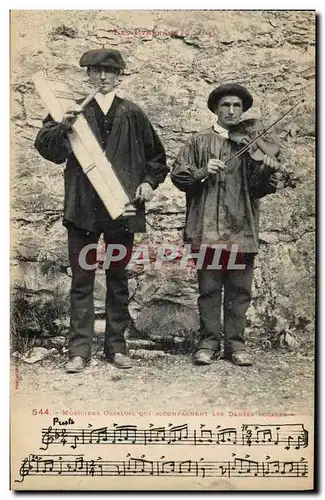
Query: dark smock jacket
35 96 168 234
171 127 277 254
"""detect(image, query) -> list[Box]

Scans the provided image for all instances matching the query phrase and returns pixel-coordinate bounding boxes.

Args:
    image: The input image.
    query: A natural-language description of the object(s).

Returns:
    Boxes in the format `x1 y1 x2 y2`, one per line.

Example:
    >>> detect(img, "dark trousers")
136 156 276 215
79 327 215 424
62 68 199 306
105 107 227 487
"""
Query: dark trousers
196 252 255 355
67 224 134 360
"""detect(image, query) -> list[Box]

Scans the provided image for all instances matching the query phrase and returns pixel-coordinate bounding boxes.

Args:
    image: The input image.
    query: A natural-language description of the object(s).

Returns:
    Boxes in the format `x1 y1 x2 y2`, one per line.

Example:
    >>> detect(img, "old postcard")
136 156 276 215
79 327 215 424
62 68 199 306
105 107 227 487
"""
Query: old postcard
10 10 316 490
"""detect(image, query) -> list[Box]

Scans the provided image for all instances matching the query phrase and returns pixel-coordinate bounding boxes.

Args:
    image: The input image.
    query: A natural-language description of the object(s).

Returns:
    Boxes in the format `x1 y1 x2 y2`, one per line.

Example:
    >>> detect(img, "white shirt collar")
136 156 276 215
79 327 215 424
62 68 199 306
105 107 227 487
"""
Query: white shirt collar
213 121 229 139
95 90 116 115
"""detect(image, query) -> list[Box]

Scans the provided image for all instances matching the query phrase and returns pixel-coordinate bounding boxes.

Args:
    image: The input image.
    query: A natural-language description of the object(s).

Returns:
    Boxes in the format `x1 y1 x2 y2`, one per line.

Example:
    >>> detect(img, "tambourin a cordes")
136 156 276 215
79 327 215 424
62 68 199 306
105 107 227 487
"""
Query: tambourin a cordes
33 73 137 218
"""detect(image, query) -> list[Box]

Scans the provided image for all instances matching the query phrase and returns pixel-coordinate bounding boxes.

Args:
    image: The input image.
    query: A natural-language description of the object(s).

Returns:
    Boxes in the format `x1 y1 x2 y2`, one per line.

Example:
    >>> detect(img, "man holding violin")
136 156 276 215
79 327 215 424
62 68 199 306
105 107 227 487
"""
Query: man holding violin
171 83 279 367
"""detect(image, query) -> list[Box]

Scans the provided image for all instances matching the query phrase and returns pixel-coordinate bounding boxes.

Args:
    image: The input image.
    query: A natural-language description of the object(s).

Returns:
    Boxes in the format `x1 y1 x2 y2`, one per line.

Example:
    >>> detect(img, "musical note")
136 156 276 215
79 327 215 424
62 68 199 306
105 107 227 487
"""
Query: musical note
113 425 137 444
73 456 84 472
126 457 155 475
217 428 237 445
234 457 260 477
41 459 54 474
179 459 194 474
160 460 176 474
167 424 188 444
144 426 166 445
197 425 213 444
89 427 108 444
71 429 85 450
256 429 272 444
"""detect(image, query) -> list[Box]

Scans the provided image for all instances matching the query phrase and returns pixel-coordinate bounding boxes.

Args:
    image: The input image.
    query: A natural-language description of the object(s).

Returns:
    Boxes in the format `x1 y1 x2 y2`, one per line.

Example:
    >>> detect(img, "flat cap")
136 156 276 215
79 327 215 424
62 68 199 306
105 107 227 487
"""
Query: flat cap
208 83 253 113
79 49 126 71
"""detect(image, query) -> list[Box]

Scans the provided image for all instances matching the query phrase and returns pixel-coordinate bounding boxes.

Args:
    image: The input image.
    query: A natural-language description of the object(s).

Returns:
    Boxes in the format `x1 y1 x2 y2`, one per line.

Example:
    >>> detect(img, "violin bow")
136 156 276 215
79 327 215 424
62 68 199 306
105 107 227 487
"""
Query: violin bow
225 98 305 165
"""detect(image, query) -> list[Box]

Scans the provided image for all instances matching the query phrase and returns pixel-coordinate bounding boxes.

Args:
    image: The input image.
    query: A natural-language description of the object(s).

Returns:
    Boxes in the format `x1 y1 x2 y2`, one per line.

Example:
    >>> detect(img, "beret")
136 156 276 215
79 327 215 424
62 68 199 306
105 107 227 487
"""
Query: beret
79 49 126 70
207 83 253 113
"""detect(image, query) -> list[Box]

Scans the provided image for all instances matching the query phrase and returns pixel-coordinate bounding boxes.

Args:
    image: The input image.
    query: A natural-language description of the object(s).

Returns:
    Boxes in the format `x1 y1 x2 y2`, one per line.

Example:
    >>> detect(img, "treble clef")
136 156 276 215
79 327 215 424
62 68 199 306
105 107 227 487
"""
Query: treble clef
40 425 54 450
15 457 32 483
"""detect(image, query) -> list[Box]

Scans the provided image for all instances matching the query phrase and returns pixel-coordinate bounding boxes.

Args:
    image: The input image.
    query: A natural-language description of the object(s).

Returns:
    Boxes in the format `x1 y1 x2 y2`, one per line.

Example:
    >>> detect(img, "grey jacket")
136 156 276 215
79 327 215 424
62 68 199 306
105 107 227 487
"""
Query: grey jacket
171 127 277 253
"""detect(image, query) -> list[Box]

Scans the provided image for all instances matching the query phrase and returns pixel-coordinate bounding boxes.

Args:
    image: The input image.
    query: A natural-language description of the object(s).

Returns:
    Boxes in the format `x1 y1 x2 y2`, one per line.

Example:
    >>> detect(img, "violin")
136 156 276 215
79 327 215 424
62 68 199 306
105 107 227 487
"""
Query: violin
228 118 280 161
225 100 304 188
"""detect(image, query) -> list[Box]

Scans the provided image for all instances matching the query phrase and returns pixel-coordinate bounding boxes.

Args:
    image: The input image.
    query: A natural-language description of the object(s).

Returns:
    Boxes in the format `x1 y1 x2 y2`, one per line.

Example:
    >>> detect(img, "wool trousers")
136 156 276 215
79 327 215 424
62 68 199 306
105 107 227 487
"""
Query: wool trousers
67 223 134 360
196 252 255 354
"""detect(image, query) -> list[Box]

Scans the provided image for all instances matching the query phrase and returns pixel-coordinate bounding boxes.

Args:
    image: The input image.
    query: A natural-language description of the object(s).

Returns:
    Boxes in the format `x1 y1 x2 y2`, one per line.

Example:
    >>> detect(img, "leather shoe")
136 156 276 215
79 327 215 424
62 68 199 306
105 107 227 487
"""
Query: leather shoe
193 349 215 365
111 353 133 369
65 356 87 373
230 351 253 366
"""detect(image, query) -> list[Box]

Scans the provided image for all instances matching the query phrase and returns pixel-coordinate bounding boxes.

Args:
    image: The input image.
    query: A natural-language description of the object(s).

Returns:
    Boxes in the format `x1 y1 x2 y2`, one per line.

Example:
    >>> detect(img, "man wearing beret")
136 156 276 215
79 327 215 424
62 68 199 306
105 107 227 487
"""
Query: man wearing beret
171 83 278 366
35 49 168 373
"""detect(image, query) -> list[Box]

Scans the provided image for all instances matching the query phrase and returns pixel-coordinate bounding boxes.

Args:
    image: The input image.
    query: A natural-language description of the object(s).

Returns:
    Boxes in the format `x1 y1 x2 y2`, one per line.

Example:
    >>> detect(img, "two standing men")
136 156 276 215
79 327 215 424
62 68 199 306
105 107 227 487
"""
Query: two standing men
35 49 279 372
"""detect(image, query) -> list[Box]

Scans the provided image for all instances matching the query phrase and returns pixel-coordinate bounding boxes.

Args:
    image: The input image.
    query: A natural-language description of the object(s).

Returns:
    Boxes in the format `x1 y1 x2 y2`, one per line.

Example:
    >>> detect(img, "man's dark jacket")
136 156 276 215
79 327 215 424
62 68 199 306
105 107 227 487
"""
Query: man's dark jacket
35 96 168 233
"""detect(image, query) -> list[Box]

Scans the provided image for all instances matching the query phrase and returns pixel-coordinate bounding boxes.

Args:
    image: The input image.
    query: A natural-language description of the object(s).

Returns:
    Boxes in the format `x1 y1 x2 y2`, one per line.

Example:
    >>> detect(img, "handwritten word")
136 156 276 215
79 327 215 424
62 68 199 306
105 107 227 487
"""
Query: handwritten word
53 418 75 426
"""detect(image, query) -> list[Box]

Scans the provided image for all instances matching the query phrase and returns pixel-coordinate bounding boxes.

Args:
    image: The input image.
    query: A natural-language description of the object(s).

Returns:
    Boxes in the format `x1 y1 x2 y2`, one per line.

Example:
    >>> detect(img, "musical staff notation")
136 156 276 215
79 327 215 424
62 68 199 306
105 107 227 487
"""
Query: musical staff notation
40 423 308 451
16 453 309 483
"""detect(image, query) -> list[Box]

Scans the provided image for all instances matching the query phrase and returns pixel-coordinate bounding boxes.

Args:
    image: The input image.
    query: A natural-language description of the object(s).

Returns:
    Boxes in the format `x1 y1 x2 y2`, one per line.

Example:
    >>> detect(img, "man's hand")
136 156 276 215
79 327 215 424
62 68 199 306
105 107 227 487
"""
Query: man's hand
206 158 226 175
268 173 278 189
263 154 278 171
61 105 82 130
135 182 154 202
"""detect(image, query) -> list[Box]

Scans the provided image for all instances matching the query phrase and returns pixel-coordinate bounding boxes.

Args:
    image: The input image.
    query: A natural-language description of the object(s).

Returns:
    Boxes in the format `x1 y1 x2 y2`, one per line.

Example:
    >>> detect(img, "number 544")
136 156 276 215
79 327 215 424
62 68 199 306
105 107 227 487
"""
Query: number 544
32 409 49 415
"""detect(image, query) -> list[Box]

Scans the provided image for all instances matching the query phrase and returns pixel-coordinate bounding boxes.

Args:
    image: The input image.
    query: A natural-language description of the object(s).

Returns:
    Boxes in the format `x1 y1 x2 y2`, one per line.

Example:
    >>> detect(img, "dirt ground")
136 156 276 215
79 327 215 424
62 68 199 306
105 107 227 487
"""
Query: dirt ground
12 348 314 415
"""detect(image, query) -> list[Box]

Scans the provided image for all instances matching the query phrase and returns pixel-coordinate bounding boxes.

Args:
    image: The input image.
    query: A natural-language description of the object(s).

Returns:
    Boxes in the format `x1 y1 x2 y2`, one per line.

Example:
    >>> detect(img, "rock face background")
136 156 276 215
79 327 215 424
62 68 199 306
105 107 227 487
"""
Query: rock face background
11 11 315 352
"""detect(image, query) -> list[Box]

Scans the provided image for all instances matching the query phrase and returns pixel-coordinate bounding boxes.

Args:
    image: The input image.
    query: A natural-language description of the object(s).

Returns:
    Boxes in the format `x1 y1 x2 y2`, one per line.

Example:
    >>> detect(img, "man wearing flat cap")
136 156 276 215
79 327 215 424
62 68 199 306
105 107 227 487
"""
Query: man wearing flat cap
35 48 168 373
171 83 278 367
